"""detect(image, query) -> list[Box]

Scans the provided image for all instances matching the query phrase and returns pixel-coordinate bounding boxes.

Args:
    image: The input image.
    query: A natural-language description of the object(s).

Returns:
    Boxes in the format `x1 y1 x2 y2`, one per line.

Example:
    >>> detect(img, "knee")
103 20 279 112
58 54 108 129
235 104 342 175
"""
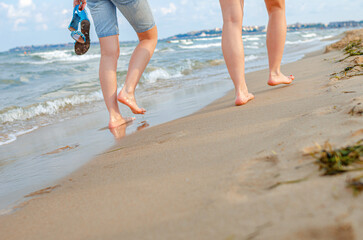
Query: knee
265 0 285 15
101 45 120 59
138 26 158 46
223 13 243 26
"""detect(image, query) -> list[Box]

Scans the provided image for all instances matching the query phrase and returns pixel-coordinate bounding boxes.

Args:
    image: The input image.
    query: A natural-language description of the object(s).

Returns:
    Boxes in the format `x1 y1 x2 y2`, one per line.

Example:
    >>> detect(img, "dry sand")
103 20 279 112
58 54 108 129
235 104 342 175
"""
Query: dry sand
1 31 363 240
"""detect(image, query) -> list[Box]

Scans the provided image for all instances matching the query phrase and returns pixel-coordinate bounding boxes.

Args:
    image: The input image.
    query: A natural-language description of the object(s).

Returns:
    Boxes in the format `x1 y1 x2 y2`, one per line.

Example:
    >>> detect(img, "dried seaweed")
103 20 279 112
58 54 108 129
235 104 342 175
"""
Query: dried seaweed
347 174 363 196
330 40 363 80
344 40 363 57
312 140 363 176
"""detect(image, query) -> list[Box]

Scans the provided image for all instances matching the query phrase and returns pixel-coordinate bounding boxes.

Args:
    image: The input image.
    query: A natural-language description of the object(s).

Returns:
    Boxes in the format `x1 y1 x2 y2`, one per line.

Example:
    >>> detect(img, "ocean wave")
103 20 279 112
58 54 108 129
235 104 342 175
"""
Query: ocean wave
194 36 222 41
0 126 39 146
321 35 334 40
243 37 260 41
178 42 221 49
180 40 194 45
0 91 103 123
155 47 176 53
302 33 317 38
120 50 134 56
143 68 182 83
168 40 180 44
245 55 259 62
285 37 322 45
26 50 100 64
245 45 259 49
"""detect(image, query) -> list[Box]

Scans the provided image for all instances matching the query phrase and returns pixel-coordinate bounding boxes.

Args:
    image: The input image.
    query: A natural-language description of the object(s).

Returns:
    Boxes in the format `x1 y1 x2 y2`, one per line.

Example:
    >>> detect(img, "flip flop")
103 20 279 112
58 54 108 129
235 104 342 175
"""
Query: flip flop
74 18 90 55
68 4 90 55
68 5 81 32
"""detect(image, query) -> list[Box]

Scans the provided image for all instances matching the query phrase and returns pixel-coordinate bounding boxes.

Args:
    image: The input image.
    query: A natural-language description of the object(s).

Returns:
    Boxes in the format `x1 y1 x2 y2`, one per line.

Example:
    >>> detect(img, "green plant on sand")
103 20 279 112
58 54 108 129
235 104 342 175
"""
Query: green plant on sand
312 140 363 176
344 40 363 57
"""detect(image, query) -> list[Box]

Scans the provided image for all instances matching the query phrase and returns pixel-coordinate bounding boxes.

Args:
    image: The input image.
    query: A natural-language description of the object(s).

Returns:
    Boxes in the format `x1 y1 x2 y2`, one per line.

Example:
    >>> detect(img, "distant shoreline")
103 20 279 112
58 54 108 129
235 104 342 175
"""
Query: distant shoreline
6 19 363 53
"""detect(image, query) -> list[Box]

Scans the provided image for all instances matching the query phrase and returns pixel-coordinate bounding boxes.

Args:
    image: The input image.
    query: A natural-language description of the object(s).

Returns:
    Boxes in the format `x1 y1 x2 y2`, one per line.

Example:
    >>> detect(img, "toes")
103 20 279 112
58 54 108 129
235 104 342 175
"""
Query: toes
235 94 254 106
132 108 146 115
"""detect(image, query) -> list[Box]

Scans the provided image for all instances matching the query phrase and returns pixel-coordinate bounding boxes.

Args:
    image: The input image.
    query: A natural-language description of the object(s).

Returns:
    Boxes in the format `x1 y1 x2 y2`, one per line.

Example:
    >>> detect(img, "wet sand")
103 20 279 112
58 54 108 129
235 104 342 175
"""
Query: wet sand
1 31 363 239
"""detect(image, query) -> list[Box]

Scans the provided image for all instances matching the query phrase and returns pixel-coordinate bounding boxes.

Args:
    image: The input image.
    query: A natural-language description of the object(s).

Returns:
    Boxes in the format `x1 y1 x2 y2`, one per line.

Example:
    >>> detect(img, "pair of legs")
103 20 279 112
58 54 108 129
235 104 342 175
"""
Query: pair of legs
99 26 157 128
219 0 294 106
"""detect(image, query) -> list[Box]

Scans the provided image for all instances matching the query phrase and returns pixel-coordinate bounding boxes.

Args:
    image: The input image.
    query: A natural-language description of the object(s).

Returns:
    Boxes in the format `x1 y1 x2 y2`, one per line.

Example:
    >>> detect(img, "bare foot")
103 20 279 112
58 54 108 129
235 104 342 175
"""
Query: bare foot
109 124 128 139
109 116 135 129
235 93 254 106
268 73 295 86
117 90 146 114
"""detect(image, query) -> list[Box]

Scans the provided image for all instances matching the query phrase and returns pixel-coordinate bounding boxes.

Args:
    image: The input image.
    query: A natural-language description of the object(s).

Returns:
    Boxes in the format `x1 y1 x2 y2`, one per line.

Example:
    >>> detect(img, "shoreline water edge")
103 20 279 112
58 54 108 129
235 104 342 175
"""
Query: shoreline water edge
0 28 356 213
0 28 362 239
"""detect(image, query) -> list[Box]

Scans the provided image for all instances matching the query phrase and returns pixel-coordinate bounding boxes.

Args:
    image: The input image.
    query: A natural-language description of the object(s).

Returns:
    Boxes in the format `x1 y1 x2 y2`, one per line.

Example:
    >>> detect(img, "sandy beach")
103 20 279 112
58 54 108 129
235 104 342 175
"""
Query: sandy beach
1 29 362 240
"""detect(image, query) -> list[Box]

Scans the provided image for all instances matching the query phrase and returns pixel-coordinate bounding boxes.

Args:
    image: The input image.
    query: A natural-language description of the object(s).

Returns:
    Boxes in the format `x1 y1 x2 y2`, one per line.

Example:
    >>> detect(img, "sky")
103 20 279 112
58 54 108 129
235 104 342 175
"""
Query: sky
0 0 362 51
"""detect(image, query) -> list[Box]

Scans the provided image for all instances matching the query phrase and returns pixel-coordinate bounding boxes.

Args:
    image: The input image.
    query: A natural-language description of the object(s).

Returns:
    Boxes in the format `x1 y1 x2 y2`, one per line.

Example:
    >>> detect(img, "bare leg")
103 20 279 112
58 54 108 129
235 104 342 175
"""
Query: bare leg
219 0 254 106
99 35 134 128
118 26 158 114
265 0 294 86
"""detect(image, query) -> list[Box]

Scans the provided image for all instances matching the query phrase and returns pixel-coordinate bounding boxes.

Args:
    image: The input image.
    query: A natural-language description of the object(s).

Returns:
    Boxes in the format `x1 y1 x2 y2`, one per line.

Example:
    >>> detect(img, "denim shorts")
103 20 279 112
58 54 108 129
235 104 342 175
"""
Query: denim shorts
87 0 155 38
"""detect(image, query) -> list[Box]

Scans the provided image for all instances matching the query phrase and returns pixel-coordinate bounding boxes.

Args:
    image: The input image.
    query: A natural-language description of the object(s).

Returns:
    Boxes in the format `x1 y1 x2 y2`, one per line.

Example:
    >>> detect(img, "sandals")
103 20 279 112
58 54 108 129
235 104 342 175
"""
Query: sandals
68 4 90 55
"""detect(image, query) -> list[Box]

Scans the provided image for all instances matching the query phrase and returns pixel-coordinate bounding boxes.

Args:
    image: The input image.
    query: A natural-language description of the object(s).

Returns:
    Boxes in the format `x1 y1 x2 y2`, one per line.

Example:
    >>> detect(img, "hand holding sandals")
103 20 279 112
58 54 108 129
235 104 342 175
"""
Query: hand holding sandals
73 0 87 10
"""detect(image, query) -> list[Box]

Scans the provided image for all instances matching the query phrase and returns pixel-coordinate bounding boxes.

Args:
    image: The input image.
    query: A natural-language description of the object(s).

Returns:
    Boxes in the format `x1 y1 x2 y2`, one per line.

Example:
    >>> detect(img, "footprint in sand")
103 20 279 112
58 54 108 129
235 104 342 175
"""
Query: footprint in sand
156 131 187 144
289 223 355 240
226 155 280 203
347 97 363 116
311 105 342 116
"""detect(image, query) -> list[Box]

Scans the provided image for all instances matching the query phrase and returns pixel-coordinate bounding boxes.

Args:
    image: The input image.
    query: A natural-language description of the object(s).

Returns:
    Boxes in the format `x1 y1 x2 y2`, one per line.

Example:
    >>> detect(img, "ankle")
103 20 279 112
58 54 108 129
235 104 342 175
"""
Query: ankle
270 69 281 76
109 111 122 121
121 87 135 96
236 89 249 97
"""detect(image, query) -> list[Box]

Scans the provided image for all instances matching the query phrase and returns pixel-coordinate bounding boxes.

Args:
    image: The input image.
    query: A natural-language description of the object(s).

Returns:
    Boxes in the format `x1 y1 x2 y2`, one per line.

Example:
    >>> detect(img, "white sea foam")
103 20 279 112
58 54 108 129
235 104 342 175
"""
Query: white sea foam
169 40 180 44
120 50 134 56
0 91 103 123
0 126 39 146
243 37 260 41
178 42 221 49
28 50 100 64
245 55 259 61
144 69 171 83
180 40 194 45
302 33 317 38
245 46 259 49
321 35 334 40
194 36 222 41
155 47 176 53
285 38 320 45
0 134 16 146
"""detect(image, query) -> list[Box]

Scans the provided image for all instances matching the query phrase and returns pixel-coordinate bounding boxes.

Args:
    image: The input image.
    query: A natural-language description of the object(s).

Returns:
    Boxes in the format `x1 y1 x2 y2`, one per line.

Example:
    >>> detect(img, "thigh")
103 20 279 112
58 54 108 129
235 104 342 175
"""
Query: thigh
111 0 155 33
219 0 244 23
87 0 119 38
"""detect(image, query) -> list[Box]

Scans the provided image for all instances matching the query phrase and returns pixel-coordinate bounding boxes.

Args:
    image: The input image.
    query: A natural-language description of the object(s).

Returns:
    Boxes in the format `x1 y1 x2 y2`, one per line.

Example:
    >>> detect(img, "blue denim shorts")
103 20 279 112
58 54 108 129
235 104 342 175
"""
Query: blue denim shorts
87 0 155 38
